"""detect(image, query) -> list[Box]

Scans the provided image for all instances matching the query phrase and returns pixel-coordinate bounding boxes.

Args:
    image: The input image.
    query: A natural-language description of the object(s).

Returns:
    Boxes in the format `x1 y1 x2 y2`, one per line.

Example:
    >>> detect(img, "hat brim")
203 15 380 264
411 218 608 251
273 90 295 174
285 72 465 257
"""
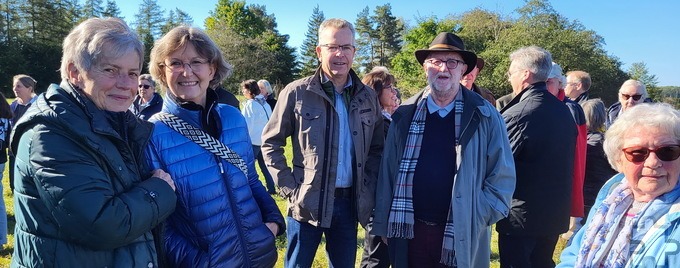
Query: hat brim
415 49 478 75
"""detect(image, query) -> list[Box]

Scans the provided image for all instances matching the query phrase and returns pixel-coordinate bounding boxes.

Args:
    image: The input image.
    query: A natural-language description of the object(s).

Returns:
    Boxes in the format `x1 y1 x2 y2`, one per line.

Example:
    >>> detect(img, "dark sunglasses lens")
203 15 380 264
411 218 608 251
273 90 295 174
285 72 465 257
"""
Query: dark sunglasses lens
626 148 650 163
656 146 680 161
138 85 150 89
632 95 642 101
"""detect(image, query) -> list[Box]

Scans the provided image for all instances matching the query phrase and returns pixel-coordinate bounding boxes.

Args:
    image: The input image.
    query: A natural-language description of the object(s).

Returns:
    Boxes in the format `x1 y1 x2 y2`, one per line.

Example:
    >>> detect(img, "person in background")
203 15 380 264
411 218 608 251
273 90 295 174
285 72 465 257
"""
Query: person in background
460 57 496 105
258 79 277 110
9 17 177 267
564 70 591 103
9 74 38 192
580 98 617 219
497 46 576 268
546 62 587 242
362 66 399 132
0 92 11 246
146 25 284 267
606 79 649 129
373 32 515 268
261 18 384 267
130 74 163 120
359 65 398 268
558 103 680 267
241 79 276 195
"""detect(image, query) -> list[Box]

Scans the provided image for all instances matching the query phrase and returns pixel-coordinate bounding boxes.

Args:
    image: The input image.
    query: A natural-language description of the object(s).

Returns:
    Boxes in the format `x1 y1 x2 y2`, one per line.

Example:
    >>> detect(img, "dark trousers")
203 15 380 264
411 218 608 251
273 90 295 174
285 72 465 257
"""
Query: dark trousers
8 154 14 192
252 145 275 194
498 233 559 268
360 215 390 268
406 220 450 268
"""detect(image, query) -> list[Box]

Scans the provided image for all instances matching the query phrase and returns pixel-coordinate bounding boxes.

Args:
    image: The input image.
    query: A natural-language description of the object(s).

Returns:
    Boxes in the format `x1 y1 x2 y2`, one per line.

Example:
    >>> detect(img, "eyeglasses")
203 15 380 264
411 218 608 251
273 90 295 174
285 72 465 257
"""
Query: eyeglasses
622 145 680 163
138 84 151 89
621 93 643 101
320 44 355 53
426 59 464 70
162 59 209 73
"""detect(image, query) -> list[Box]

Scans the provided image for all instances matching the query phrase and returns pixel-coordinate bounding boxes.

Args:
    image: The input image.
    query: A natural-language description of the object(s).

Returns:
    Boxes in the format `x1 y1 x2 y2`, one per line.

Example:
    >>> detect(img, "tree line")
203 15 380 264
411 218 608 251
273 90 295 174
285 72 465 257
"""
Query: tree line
0 0 667 107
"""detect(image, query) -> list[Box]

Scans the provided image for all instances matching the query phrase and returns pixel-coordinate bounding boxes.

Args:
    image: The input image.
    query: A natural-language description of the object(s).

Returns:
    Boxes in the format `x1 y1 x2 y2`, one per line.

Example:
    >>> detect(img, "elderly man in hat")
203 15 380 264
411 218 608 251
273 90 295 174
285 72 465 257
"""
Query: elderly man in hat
460 57 496 105
372 32 516 268
497 47 577 268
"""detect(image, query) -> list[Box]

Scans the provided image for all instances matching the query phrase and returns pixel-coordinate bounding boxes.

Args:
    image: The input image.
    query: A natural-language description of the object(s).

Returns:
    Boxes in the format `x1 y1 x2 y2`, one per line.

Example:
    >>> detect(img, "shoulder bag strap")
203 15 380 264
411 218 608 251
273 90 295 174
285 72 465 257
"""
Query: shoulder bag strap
152 112 248 176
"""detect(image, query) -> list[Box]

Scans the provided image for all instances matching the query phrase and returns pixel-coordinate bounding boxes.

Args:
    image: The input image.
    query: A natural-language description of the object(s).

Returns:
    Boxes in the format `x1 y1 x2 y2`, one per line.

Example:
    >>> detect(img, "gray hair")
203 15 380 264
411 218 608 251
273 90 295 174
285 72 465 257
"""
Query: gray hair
509 46 552 83
603 103 680 170
60 17 143 81
149 26 232 91
580 98 606 132
318 18 355 45
138 74 155 87
257 79 273 95
619 79 647 97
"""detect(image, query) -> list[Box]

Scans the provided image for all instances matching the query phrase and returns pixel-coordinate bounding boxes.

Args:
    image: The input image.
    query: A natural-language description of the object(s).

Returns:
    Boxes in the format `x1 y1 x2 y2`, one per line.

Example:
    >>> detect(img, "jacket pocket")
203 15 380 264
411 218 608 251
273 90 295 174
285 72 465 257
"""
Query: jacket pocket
294 106 323 151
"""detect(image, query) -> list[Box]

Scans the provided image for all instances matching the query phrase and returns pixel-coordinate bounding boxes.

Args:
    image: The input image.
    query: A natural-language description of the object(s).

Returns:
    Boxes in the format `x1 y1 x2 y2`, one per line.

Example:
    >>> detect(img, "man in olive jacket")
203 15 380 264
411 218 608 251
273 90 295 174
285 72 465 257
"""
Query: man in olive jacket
261 18 384 267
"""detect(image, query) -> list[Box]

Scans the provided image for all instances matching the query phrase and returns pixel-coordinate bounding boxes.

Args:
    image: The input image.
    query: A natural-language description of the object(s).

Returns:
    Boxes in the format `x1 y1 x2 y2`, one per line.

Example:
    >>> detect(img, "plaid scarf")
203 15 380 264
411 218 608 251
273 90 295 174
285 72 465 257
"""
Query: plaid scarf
387 88 463 267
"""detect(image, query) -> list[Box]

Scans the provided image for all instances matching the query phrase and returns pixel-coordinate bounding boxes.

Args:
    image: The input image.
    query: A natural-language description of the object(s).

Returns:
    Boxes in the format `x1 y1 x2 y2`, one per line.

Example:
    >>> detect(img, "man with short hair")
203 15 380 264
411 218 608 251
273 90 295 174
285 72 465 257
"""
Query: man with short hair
565 70 591 103
261 18 384 268
498 46 577 268
460 57 496 104
373 32 516 268
605 79 648 128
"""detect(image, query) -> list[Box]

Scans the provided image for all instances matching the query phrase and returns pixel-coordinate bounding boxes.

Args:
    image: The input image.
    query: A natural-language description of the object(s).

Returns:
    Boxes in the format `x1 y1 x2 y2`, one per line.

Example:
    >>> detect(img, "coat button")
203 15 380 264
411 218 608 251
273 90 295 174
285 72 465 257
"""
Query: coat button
357 163 362 167
148 262 154 268
118 166 123 171
353 131 357 135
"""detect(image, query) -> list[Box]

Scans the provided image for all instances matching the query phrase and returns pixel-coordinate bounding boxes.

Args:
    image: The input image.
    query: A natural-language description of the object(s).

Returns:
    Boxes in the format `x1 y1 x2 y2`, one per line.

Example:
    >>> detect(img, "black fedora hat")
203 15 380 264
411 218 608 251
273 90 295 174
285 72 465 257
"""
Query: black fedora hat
415 32 478 75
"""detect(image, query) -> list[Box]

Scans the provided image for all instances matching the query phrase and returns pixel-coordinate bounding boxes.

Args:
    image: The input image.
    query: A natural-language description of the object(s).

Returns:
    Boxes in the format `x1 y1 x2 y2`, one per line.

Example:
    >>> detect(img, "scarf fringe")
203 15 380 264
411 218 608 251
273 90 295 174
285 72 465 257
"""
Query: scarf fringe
387 222 414 239
440 248 456 267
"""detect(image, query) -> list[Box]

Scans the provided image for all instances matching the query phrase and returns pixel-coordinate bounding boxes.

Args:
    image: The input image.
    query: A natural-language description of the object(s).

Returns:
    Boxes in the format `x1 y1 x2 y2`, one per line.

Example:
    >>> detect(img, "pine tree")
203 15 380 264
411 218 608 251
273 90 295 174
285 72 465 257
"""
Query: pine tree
299 5 324 77
102 0 123 19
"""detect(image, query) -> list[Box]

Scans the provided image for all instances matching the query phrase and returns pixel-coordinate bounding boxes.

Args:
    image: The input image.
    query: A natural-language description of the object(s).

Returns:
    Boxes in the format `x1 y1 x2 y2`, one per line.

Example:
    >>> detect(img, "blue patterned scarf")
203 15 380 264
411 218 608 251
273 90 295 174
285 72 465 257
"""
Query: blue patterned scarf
387 88 463 267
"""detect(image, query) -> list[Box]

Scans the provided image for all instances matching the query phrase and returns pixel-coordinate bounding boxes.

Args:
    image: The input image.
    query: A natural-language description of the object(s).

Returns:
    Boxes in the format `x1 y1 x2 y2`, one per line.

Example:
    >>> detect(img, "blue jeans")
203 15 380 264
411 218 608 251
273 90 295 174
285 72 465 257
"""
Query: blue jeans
285 196 357 268
252 145 275 193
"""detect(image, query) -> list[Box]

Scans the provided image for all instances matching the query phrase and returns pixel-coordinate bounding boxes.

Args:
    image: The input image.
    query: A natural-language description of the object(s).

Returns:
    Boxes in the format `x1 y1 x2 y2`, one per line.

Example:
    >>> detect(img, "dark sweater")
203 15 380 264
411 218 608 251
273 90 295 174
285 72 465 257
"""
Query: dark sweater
413 110 456 224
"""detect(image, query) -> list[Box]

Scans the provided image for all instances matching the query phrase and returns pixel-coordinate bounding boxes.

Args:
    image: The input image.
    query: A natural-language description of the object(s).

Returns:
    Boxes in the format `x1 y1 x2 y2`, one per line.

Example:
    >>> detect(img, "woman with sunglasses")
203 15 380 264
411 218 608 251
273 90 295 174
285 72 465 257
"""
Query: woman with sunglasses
605 79 650 129
130 74 163 120
558 103 680 267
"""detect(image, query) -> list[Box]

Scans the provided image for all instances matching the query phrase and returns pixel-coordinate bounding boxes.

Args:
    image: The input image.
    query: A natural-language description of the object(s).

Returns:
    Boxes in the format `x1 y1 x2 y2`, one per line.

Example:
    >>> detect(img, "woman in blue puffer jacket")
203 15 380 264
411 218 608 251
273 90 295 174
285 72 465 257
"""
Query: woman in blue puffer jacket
145 26 285 268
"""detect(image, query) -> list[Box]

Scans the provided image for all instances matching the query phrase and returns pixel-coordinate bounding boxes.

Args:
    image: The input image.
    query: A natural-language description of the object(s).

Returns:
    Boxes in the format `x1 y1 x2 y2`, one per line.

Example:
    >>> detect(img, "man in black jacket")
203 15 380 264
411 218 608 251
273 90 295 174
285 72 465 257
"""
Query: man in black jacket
497 46 577 268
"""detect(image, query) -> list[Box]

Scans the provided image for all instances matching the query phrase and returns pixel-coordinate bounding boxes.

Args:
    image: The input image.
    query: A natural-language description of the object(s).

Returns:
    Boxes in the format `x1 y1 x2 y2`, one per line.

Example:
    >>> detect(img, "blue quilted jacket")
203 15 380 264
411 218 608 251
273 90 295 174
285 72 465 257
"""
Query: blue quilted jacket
145 93 285 267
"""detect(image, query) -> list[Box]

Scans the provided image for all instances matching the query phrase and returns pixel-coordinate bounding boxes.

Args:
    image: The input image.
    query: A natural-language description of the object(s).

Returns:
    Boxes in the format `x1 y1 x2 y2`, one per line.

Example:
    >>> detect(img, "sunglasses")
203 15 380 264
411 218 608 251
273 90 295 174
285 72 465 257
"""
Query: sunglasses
138 84 151 89
620 93 642 101
622 145 680 163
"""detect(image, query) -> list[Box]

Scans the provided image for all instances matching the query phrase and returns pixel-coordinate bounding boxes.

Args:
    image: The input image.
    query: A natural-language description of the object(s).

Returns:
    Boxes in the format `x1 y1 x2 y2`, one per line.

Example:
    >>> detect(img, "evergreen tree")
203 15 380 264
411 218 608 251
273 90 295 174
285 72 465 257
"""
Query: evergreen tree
102 0 123 19
354 6 374 72
134 0 165 72
82 0 103 18
299 5 324 77
162 8 193 35
372 4 402 68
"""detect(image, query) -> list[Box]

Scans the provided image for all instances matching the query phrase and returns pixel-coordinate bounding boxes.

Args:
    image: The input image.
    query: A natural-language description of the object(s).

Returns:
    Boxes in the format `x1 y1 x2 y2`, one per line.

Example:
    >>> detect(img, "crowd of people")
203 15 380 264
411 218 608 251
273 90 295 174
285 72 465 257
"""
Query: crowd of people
1 16 678 268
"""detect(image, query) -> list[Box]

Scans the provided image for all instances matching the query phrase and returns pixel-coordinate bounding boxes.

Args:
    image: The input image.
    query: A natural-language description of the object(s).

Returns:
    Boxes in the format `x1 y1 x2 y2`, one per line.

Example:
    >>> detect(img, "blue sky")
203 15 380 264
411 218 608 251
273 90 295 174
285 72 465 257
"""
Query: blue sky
119 0 679 86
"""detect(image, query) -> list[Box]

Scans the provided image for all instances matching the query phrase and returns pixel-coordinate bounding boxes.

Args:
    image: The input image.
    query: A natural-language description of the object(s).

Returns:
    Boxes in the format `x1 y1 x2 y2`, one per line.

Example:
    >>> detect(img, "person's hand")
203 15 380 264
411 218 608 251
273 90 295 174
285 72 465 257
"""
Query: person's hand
265 222 279 236
153 169 175 191
381 236 388 245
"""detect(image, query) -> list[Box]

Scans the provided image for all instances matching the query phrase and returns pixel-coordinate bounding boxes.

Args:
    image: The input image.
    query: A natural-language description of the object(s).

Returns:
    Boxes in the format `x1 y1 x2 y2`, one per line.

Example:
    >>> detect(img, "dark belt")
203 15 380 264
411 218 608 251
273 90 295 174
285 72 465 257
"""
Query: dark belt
416 218 443 226
334 187 352 198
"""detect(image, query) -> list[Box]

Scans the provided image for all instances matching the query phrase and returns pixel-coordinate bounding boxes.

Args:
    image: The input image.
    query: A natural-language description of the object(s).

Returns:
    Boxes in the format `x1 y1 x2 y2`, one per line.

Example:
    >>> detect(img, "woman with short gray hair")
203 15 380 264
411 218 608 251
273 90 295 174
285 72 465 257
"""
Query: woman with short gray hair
10 17 177 267
559 103 680 267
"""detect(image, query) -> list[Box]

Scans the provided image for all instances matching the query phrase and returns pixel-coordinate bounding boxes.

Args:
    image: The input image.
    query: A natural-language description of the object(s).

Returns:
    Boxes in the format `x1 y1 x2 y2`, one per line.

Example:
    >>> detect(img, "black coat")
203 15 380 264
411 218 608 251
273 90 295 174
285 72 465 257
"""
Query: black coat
497 82 577 236
583 132 617 214
130 92 163 121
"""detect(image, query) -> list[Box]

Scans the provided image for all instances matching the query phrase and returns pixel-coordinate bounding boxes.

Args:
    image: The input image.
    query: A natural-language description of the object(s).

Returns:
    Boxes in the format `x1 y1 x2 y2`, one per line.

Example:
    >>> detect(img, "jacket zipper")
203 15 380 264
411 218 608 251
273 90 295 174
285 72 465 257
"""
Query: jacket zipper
318 101 333 223
217 155 252 267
